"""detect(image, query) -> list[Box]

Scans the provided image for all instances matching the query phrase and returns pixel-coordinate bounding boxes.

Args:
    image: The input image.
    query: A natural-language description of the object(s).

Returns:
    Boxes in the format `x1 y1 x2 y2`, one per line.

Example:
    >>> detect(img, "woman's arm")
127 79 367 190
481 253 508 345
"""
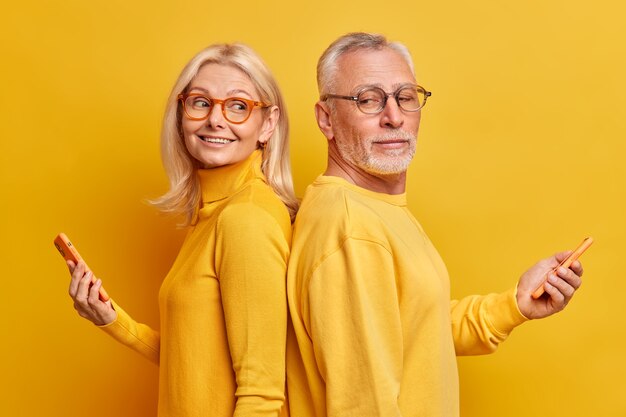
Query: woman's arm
216 202 290 417
68 260 160 364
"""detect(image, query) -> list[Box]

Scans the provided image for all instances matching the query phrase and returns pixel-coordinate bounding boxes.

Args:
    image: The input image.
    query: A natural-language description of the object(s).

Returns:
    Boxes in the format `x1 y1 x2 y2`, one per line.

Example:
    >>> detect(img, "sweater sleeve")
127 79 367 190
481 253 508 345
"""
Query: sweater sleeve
307 237 403 417
98 300 160 364
216 202 290 417
450 287 529 356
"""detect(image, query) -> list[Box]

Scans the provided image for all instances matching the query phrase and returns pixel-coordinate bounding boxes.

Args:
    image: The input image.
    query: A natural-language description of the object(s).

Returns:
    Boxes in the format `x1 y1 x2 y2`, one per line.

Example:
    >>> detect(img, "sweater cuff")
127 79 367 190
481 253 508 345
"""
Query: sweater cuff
487 287 529 336
97 300 138 343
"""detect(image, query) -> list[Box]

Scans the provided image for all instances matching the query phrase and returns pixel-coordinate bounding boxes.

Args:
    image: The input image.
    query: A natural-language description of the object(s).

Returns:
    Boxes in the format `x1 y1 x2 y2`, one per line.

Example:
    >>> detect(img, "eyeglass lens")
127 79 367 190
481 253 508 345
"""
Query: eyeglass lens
357 87 426 113
184 95 252 123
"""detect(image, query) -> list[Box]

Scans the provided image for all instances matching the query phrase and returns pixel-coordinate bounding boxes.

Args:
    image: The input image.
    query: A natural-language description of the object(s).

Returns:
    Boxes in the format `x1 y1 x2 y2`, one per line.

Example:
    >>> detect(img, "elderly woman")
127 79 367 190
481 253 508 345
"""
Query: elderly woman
67 43 297 417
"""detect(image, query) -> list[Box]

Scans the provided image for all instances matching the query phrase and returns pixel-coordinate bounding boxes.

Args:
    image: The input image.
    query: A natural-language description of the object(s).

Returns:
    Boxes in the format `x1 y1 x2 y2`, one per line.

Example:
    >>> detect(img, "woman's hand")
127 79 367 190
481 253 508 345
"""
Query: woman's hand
516 251 583 320
68 260 117 326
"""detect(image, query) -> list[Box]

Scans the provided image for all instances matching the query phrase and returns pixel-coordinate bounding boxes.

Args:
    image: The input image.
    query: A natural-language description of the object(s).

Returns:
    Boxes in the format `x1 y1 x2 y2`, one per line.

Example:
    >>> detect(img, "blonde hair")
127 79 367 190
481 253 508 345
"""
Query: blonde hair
151 43 298 224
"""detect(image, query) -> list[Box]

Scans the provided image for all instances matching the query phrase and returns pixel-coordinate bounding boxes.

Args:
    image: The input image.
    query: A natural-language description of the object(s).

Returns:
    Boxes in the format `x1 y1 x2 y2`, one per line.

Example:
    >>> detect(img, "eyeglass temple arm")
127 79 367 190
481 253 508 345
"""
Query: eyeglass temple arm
320 93 359 102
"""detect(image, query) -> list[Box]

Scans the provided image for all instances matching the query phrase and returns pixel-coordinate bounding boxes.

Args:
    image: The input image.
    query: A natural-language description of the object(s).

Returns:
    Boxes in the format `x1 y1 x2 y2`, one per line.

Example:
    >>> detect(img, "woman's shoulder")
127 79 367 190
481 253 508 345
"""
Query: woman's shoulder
218 178 291 232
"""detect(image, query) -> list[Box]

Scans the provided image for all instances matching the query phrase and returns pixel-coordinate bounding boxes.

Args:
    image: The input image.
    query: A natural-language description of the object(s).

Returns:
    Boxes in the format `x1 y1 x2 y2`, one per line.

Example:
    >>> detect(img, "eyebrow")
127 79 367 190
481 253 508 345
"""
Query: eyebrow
351 82 417 94
188 86 254 99
227 89 254 98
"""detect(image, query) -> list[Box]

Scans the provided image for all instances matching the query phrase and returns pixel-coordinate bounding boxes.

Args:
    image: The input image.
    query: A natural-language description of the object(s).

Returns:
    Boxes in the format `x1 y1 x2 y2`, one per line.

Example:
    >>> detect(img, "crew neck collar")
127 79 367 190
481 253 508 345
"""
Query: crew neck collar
314 175 407 206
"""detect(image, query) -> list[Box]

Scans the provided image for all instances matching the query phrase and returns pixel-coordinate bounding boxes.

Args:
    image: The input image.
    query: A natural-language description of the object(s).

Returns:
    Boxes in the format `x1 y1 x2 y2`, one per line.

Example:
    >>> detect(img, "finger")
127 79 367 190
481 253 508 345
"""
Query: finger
88 280 116 325
556 266 582 290
68 261 86 298
548 271 576 299
66 260 76 273
87 278 102 307
75 270 93 307
554 251 573 265
569 259 584 277
88 279 110 311
544 274 566 308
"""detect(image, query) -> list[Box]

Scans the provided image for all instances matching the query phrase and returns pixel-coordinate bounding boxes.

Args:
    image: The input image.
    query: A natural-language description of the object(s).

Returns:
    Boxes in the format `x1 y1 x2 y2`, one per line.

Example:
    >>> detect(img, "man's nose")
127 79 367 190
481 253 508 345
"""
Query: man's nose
379 97 404 129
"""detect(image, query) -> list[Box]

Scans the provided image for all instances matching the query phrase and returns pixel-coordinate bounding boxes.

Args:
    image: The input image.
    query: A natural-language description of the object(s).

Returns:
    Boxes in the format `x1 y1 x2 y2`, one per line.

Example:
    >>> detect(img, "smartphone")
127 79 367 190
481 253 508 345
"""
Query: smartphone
54 233 110 302
531 237 593 299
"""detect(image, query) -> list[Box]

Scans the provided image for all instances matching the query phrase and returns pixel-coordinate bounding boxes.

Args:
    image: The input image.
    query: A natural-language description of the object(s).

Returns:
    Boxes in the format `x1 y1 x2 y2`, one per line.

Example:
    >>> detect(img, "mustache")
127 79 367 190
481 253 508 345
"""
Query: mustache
366 130 416 142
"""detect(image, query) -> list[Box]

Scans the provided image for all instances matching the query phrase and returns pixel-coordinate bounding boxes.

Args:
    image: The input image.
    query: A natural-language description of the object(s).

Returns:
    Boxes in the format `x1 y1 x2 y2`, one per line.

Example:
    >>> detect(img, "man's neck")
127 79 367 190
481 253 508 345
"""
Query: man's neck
324 152 407 195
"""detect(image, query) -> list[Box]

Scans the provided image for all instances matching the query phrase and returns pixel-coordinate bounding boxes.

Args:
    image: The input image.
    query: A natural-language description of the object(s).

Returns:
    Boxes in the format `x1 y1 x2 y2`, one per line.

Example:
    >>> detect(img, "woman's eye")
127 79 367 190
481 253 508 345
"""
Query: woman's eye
227 100 249 112
192 99 210 108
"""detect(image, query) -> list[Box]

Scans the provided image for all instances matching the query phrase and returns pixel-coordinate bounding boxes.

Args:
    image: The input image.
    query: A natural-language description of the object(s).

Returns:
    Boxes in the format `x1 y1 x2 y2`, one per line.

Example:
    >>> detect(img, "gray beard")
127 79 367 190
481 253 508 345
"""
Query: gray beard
335 131 416 175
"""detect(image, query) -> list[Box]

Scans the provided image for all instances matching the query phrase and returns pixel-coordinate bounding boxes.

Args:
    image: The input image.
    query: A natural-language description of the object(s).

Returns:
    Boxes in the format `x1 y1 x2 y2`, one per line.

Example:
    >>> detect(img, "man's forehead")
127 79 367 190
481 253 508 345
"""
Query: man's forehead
336 48 416 92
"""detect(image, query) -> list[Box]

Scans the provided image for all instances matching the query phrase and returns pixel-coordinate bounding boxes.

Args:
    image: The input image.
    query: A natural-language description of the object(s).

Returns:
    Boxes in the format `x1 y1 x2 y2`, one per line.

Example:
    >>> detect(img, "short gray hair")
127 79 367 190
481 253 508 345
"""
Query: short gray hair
317 32 415 96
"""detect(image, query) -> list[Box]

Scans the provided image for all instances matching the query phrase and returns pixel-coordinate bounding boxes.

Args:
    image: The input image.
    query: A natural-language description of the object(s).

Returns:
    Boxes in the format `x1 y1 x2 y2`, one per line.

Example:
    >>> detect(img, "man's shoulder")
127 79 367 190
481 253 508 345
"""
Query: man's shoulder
288 178 399 286
292 178 389 248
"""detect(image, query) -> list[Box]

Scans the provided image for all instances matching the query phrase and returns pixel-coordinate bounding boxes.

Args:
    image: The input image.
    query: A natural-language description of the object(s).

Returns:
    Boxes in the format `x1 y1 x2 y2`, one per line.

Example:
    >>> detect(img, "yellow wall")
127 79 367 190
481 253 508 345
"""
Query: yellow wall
2 0 624 415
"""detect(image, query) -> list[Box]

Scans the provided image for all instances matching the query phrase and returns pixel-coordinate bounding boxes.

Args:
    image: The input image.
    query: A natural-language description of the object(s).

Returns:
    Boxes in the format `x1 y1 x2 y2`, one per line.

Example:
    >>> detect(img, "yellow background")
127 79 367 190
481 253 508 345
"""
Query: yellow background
2 0 624 415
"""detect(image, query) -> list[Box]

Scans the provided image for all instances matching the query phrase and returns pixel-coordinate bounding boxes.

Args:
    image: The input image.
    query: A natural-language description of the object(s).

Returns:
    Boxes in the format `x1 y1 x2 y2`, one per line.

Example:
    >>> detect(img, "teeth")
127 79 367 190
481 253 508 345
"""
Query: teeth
202 137 234 144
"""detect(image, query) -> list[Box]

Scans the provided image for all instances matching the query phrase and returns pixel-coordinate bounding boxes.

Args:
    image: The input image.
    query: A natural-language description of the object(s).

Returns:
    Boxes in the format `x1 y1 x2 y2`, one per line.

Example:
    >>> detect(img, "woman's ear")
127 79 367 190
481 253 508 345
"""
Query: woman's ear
258 105 280 145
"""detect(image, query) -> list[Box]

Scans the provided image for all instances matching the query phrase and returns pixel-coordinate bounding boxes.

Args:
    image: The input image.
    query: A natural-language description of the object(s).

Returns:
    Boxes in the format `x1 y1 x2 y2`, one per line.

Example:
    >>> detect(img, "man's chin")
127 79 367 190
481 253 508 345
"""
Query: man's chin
361 159 411 175
363 153 413 175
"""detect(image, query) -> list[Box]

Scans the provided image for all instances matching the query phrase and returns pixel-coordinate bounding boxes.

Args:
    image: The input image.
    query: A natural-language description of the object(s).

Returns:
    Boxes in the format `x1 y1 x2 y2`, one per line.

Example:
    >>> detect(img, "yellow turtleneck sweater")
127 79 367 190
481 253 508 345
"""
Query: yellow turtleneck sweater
100 150 291 417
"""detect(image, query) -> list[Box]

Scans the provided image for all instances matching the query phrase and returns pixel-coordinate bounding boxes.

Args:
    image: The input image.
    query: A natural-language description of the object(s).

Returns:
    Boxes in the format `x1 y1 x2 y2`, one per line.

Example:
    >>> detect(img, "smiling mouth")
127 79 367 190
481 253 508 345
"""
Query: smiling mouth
200 136 236 144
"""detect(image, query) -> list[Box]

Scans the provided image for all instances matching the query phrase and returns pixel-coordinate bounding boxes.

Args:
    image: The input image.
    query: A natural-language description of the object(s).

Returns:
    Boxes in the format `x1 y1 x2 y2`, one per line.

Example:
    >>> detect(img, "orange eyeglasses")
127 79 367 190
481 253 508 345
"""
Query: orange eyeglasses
178 93 270 124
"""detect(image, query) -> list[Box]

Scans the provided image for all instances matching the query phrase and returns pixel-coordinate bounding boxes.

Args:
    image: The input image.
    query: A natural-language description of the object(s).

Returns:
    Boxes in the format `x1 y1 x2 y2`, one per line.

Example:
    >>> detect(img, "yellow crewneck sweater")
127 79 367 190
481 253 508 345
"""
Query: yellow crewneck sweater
101 150 291 417
286 176 528 417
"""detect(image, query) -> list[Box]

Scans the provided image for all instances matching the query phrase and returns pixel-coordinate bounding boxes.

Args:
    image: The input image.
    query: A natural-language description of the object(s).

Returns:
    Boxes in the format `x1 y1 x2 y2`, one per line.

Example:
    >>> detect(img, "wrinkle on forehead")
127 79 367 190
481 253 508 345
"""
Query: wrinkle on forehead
336 49 416 94
352 82 418 94
189 63 258 99
188 86 254 99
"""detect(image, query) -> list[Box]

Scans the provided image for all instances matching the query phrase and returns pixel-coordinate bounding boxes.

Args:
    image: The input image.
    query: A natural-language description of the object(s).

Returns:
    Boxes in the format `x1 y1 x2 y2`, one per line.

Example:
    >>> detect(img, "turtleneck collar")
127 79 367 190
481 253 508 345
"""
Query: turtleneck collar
192 150 266 223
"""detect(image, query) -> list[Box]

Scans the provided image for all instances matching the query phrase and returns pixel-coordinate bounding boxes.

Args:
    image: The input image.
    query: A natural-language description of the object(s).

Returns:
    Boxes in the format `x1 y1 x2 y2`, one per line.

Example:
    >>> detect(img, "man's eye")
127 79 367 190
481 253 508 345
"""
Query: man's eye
398 95 417 102
358 96 382 104
397 88 418 102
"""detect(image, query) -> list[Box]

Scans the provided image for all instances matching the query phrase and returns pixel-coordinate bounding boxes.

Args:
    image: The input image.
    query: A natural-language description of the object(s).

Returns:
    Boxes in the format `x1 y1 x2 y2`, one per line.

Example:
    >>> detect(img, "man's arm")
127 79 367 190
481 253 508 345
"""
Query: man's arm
450 289 527 356
451 252 583 355
307 237 403 417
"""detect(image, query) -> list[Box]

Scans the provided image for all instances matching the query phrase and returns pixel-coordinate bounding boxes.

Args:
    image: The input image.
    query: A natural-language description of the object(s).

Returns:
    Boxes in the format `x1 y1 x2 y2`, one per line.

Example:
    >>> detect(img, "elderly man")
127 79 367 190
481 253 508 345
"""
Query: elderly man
286 32 583 417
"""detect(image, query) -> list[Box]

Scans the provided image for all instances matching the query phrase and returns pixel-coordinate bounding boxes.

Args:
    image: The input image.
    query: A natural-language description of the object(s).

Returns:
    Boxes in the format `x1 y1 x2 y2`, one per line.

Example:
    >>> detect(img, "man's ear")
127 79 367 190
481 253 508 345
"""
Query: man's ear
258 105 280 145
315 101 334 141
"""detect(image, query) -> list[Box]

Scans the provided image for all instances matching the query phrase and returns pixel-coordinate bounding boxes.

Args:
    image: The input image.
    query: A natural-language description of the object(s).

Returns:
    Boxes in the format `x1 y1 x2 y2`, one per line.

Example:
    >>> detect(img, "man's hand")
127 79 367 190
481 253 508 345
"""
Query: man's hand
516 252 583 319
